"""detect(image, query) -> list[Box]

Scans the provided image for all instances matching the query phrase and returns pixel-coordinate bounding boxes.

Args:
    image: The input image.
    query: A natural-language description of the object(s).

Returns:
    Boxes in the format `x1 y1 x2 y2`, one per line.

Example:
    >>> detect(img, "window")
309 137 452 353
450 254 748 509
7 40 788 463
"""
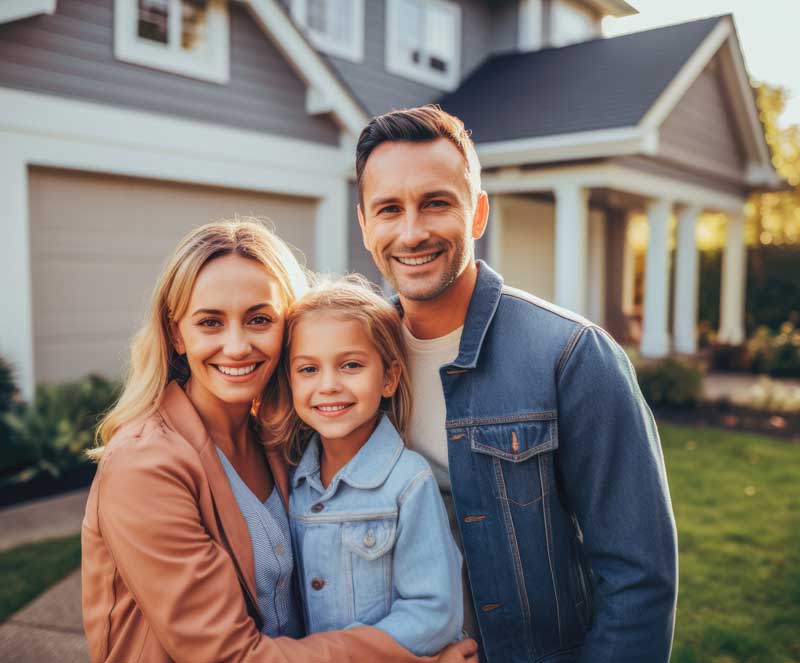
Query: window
291 0 364 62
114 0 229 83
386 0 461 91
550 0 598 48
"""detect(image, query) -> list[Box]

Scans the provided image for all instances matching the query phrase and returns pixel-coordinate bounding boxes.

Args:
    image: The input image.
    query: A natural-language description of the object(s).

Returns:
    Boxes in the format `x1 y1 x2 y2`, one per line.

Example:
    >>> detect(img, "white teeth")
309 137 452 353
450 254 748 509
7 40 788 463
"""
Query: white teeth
317 404 350 412
217 364 257 376
396 253 438 266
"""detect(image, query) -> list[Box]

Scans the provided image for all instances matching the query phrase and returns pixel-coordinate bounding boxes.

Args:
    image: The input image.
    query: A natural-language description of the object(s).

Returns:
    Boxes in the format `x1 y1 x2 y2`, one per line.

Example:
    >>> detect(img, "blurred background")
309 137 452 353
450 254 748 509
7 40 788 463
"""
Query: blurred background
0 1 798 661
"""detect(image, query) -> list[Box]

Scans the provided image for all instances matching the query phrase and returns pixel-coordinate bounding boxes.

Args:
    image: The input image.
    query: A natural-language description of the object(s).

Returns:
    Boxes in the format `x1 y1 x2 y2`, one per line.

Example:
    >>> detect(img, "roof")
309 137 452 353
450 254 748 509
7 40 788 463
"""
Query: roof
439 15 725 143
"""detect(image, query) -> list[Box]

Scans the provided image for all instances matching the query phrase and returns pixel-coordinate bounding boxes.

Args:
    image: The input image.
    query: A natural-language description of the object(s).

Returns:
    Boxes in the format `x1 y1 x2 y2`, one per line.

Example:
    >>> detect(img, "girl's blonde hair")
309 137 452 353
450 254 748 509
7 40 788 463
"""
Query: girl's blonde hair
275 274 413 465
89 217 308 459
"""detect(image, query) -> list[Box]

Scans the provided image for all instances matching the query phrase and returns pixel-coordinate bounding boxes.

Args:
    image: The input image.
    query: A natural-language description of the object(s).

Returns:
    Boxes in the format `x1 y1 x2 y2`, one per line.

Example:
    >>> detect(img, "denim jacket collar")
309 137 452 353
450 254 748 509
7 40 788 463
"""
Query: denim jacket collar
391 260 504 370
291 414 405 492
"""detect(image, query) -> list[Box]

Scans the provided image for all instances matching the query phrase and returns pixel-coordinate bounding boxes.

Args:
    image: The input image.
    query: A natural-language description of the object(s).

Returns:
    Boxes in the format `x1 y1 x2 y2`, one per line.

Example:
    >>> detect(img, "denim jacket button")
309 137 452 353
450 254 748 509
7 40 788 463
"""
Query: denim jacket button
311 578 325 591
311 503 324 513
363 530 376 548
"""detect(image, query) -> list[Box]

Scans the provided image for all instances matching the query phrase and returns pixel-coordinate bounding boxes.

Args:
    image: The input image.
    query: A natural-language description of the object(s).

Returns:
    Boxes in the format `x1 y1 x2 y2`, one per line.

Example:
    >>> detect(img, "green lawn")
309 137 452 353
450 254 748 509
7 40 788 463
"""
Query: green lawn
1 426 798 663
661 423 800 663
0 534 81 623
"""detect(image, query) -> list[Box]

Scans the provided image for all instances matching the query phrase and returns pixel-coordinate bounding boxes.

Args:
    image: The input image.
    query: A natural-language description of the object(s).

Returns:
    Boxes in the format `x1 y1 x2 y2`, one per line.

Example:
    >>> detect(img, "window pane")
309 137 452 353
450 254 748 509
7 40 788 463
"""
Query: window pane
307 0 327 33
181 0 208 51
328 0 352 43
138 0 169 44
426 5 455 67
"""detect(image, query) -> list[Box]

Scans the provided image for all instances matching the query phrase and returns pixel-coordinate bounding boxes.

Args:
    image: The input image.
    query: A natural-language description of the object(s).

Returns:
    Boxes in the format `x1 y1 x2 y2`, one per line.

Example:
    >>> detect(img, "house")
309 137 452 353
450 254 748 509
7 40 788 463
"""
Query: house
0 0 780 400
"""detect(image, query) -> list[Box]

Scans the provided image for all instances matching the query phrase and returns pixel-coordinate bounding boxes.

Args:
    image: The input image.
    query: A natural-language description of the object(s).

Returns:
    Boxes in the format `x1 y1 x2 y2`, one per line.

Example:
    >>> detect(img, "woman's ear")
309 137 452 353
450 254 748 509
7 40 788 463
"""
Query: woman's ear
170 321 186 355
382 360 401 398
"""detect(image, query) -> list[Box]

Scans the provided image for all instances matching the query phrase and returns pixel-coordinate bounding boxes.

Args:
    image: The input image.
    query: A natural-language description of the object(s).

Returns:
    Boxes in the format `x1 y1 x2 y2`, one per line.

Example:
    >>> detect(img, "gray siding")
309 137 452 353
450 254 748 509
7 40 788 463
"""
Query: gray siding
659 58 747 182
612 156 748 198
0 0 340 144
322 0 514 117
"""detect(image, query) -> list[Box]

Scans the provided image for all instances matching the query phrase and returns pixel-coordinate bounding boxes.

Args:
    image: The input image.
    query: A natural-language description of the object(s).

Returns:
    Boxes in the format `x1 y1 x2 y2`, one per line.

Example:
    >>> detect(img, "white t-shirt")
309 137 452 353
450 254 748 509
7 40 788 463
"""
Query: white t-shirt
402 324 480 642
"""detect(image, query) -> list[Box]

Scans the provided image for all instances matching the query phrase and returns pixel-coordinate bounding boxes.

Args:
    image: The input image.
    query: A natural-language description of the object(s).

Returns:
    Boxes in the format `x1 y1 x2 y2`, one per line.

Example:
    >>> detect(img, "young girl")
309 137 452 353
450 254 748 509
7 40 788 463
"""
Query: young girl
280 276 464 657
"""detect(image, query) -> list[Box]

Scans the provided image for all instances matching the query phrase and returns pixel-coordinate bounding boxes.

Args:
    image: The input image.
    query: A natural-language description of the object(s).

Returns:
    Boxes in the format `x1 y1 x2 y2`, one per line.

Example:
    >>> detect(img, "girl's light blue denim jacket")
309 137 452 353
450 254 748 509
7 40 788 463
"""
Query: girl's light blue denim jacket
289 414 463 656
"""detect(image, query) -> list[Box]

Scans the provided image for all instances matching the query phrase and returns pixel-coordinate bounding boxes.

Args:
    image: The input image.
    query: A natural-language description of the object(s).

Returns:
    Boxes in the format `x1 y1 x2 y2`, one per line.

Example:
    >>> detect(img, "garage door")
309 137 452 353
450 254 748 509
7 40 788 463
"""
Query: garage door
29 167 316 384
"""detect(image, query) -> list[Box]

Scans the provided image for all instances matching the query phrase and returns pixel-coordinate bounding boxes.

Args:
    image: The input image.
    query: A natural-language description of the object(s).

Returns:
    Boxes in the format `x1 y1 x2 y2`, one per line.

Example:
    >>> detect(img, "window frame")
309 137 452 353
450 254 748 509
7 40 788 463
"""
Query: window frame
385 0 462 91
114 0 230 84
290 0 365 63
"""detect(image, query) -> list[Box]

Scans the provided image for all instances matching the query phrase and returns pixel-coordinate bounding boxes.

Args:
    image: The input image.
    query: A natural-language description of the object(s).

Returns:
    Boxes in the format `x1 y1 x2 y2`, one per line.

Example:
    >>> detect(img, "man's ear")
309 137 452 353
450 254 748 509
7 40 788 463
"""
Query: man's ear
472 191 489 240
382 360 401 398
357 203 370 251
170 321 186 355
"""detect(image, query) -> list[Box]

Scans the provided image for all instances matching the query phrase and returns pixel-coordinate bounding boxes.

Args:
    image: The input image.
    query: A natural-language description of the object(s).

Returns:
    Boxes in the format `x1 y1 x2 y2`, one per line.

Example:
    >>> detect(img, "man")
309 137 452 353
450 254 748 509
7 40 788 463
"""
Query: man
356 106 678 663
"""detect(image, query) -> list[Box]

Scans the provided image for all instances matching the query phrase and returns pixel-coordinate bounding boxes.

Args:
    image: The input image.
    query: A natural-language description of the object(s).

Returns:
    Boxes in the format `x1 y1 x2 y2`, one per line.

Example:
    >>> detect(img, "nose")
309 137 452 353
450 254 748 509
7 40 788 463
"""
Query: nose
318 368 341 394
400 209 430 249
223 324 252 359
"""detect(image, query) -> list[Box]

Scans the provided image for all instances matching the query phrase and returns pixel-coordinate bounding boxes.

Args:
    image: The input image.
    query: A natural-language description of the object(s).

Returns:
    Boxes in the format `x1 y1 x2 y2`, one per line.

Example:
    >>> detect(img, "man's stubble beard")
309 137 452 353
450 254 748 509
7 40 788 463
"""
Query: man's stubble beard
384 237 472 302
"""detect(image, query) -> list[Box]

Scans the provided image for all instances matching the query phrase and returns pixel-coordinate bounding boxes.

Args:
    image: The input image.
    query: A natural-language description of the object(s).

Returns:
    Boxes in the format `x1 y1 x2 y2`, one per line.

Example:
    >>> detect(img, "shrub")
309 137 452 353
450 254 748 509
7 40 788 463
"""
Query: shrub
2 374 120 482
709 342 752 372
636 357 703 409
0 356 17 412
747 322 800 378
744 377 800 413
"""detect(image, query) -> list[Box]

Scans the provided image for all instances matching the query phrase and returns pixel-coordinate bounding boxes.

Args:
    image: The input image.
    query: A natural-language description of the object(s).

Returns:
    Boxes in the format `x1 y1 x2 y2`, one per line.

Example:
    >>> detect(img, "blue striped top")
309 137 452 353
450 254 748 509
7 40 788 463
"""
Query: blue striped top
216 447 303 638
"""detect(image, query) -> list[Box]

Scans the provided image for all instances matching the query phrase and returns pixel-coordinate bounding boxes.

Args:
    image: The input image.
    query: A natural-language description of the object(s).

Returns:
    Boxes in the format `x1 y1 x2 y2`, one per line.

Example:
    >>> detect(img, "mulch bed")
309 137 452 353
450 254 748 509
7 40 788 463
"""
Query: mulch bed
655 402 800 441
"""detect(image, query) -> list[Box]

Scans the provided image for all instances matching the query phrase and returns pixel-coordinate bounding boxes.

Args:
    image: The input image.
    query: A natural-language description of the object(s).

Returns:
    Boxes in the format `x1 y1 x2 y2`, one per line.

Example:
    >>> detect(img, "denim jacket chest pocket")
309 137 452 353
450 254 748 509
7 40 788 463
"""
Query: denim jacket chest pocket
469 414 558 507
343 517 397 623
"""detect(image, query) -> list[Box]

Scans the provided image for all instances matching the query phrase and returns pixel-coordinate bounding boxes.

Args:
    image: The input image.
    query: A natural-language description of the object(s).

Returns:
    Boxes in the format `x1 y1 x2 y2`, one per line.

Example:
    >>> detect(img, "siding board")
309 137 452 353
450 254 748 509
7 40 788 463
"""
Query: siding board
0 0 340 145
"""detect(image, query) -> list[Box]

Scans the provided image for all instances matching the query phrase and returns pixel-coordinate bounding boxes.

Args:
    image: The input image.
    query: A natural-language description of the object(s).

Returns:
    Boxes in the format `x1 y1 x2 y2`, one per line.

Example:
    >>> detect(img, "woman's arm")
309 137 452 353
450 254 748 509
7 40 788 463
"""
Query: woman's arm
93 438 466 663
369 466 464 656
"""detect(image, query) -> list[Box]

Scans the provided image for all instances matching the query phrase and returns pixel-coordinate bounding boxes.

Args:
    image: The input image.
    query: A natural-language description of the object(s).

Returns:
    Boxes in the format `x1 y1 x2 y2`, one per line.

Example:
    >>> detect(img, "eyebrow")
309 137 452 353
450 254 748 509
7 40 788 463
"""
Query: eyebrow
291 349 371 363
191 302 276 317
369 189 457 211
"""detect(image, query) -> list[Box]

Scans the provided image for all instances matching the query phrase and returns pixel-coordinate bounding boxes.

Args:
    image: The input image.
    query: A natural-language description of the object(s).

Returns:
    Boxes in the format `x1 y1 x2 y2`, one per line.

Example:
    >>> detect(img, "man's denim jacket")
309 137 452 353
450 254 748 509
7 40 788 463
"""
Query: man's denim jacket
397 261 678 663
289 415 463 656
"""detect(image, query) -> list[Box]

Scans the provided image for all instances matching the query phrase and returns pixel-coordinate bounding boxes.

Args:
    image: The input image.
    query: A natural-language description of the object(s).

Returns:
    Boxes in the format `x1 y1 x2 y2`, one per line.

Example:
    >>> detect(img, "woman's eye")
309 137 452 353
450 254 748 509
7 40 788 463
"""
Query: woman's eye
250 314 273 325
199 318 222 328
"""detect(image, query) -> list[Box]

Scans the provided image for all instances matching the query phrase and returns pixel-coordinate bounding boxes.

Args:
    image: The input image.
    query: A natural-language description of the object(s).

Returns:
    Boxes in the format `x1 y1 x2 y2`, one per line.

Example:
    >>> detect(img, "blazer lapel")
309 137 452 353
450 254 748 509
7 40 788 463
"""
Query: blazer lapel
159 383 258 609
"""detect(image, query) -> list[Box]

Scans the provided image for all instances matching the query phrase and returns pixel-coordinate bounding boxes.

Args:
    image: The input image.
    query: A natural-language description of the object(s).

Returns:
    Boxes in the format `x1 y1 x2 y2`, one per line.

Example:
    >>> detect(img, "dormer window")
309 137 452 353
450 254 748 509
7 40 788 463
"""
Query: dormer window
291 0 365 62
114 0 229 83
386 0 461 91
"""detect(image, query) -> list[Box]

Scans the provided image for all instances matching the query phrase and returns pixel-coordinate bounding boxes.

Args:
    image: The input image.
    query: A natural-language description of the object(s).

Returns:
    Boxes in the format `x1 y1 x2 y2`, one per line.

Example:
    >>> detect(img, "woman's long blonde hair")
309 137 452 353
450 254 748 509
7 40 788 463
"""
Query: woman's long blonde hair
89 218 308 459
274 275 413 465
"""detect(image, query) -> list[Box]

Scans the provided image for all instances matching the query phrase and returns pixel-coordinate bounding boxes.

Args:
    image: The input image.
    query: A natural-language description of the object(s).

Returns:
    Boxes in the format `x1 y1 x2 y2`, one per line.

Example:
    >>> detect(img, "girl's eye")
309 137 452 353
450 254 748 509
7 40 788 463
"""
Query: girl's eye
297 366 317 374
342 361 363 370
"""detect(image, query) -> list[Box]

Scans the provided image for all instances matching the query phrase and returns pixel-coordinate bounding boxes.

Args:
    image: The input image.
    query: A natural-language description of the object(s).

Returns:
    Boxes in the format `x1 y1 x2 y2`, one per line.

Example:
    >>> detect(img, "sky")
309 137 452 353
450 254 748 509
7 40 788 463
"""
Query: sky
602 0 800 128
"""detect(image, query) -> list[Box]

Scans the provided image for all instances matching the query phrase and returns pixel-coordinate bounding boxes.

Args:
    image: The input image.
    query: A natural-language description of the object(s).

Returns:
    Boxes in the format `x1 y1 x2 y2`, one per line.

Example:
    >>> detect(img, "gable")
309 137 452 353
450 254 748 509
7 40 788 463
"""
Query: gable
0 1 340 145
658 57 747 183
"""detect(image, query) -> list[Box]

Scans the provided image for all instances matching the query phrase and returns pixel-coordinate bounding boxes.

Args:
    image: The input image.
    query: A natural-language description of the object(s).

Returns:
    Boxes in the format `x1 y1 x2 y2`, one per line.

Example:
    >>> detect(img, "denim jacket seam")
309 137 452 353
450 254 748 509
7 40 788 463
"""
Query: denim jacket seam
555 323 595 382
397 468 433 505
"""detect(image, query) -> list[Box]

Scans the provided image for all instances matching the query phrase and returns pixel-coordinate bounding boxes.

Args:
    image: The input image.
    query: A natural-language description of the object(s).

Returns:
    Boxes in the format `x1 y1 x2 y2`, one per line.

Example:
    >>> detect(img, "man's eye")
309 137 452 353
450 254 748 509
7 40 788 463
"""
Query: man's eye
426 199 448 208
379 205 401 215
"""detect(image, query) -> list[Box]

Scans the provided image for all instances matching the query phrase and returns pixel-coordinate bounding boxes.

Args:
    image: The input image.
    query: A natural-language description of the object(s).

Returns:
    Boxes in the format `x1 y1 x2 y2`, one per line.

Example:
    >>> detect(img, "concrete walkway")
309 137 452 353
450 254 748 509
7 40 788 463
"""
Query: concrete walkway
703 372 800 405
0 489 89 662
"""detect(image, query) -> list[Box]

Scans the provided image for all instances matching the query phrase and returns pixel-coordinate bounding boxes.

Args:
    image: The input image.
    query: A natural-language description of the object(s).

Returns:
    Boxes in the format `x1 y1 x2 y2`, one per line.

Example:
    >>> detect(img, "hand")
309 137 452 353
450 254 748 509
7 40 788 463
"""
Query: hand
435 638 478 663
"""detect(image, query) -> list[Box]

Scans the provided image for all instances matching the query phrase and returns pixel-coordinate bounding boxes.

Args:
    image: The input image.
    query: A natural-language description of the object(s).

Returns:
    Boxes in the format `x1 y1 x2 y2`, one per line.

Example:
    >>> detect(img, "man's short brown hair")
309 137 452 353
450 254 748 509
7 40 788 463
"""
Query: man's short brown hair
355 105 482 207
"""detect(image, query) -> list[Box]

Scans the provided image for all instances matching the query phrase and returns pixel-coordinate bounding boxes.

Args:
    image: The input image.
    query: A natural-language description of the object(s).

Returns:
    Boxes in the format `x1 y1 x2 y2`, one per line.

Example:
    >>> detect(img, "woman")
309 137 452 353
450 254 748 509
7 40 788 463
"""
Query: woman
81 218 476 663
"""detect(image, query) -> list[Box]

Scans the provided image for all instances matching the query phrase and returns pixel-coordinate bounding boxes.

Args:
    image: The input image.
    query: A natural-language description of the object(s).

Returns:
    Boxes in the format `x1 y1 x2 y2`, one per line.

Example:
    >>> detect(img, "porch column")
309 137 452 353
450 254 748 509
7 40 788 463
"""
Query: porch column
554 184 588 315
0 156 35 400
640 199 672 357
315 178 349 274
673 205 701 354
718 210 747 344
586 208 607 326
487 194 504 271
621 211 636 315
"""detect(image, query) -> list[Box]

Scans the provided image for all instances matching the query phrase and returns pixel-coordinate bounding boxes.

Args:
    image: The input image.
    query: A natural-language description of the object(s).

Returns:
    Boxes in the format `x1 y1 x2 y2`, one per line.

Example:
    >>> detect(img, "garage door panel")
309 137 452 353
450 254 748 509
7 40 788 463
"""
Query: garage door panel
29 168 316 384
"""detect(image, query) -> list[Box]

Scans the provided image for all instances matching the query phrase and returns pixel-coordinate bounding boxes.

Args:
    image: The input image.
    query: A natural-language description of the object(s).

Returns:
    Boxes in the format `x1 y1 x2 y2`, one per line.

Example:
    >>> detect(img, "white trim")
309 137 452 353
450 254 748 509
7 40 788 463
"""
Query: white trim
483 162 746 212
518 0 543 52
114 0 230 84
640 19 731 131
244 0 367 136
0 0 55 24
0 88 353 399
385 0 462 92
290 0 364 62
584 0 636 17
477 127 657 168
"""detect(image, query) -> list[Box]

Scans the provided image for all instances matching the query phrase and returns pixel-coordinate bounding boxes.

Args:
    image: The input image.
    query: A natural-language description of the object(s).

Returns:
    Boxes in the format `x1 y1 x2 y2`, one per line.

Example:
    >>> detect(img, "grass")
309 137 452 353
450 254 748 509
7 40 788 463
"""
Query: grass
0 534 81 623
661 423 800 663
0 425 798 663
